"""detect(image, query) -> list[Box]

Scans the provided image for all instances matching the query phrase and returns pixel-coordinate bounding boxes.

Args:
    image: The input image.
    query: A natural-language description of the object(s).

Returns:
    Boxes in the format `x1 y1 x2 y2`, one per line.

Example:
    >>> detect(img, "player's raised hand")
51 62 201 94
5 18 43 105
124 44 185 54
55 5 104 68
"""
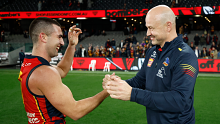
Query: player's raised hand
106 76 132 101
68 25 82 46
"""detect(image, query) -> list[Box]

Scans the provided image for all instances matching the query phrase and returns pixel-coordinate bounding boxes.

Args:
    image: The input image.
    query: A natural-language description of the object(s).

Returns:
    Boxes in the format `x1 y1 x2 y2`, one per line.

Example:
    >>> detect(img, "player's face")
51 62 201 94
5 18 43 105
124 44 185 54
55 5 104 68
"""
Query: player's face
46 24 64 58
145 14 167 46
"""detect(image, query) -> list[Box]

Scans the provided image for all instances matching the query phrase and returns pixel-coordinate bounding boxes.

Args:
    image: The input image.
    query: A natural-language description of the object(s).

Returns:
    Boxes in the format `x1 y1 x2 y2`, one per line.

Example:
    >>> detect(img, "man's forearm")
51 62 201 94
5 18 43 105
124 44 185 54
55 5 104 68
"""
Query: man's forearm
57 45 76 77
72 90 109 120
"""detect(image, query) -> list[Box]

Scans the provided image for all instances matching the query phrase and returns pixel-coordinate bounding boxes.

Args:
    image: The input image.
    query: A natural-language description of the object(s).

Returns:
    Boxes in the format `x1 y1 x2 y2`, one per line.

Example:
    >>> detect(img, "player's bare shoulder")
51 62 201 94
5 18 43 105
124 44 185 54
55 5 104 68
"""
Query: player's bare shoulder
28 65 62 95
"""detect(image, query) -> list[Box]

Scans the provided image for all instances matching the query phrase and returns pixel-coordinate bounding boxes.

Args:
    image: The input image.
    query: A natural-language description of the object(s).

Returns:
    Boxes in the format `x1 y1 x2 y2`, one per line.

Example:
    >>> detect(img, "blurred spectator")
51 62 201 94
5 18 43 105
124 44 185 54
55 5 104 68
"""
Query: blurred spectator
119 40 124 48
194 33 200 46
105 39 111 48
87 0 92 9
102 30 106 36
211 25 214 35
211 42 217 49
77 1 81 10
77 44 83 57
93 47 100 57
128 47 135 58
194 46 200 58
190 42 195 51
206 33 212 45
9 44 14 51
38 1 42 11
123 27 128 35
201 47 208 58
143 36 150 45
23 30 29 38
115 47 121 57
184 25 188 35
200 34 206 46
111 47 116 57
42 0 47 11
123 3 127 10
105 48 111 57
19 50 25 68
141 41 146 47
95 29 101 36
179 25 183 34
63 29 68 38
1 30 5 42
87 46 93 57
111 38 116 50
183 34 188 44
89 43 93 51
182 35 187 44
81 47 87 57
120 48 127 57
134 51 140 59
210 47 218 59
131 35 137 44
68 0 73 10
212 34 218 45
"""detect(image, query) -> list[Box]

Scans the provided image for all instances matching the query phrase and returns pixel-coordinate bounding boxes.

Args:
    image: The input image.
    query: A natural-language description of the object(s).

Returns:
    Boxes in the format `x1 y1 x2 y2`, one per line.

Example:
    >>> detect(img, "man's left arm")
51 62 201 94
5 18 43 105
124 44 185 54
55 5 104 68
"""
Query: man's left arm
54 25 82 78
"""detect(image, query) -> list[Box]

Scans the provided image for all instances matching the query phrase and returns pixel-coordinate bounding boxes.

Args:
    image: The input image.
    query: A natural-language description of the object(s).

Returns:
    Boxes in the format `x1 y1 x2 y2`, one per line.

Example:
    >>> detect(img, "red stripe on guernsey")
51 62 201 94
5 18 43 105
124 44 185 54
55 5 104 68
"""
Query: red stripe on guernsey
182 69 195 77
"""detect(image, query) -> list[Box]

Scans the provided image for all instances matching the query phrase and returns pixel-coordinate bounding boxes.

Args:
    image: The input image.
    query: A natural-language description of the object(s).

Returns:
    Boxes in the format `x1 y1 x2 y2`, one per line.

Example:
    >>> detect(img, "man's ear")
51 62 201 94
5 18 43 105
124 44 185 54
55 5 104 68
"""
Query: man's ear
39 33 47 43
167 22 172 32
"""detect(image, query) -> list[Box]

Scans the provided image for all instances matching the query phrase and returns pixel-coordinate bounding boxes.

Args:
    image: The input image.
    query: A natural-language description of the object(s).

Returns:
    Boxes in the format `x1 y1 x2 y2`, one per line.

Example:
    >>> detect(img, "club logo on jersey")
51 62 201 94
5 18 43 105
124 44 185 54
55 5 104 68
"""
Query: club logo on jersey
180 64 197 77
147 58 154 67
156 67 166 78
150 51 157 58
178 48 182 51
163 57 169 67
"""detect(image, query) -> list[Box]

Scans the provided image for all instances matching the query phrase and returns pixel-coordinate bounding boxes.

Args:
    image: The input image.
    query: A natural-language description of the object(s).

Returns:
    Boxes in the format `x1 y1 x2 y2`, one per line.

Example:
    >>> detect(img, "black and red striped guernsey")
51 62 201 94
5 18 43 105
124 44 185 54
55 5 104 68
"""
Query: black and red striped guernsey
18 55 66 124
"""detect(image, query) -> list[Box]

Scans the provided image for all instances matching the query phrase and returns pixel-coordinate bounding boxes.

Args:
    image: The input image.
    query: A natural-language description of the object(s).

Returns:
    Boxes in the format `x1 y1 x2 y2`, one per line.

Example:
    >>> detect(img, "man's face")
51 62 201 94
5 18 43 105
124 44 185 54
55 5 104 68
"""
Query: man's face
145 14 167 46
46 24 64 58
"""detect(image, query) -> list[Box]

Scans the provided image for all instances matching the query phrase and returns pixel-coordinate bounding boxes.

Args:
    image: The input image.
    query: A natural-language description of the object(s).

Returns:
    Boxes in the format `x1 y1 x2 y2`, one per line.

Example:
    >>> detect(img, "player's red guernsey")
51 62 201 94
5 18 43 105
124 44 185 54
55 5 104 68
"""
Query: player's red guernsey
18 55 66 124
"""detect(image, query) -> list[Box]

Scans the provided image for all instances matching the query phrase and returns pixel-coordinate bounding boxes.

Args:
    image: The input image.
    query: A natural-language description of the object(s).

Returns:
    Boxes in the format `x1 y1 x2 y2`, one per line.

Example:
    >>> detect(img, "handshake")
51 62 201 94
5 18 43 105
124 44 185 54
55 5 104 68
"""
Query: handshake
102 73 132 101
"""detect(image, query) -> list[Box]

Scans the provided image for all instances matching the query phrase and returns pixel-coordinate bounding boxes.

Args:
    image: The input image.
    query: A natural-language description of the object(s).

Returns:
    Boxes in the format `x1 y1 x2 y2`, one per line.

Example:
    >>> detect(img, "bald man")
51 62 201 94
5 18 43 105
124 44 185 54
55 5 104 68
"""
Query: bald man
103 5 198 124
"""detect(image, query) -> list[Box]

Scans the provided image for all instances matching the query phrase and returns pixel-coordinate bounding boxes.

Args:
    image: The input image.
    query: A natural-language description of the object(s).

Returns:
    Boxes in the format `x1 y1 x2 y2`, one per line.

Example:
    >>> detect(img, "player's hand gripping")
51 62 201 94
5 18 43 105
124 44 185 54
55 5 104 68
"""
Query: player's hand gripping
68 25 82 46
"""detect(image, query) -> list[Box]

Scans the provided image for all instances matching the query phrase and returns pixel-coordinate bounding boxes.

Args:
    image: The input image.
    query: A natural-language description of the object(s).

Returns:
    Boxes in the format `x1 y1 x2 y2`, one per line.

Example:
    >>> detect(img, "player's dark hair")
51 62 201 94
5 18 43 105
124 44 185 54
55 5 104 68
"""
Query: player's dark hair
29 17 61 44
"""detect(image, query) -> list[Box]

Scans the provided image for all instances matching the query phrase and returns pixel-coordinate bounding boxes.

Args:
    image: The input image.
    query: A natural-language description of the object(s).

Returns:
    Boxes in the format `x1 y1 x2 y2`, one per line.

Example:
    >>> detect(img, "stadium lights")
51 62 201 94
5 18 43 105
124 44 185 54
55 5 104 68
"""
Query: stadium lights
126 22 128 24
67 20 69 22
140 22 142 24
77 17 86 20
58 18 63 20
71 21 73 23
194 15 200 17
63 19 65 21
132 24 134 26
101 17 107 19
134 20 136 22
194 21 196 23
204 17 211 23
124 18 126 20
131 18 133 20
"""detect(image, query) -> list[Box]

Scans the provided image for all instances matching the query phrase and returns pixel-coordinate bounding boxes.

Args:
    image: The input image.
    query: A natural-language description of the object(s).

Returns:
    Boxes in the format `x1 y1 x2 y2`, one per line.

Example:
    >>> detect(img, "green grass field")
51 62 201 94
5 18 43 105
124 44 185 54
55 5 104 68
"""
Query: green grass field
0 69 220 124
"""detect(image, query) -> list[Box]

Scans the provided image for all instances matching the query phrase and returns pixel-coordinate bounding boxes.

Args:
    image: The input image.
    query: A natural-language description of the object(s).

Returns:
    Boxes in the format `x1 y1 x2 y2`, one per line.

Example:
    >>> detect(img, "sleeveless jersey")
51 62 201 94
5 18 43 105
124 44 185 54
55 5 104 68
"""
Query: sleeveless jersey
18 55 66 124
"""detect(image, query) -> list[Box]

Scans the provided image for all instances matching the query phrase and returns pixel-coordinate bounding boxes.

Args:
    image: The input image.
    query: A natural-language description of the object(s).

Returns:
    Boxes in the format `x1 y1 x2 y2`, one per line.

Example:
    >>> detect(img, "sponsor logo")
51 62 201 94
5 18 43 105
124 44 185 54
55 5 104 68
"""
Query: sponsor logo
156 67 166 78
26 13 32 17
147 58 154 67
27 112 40 123
93 11 98 15
203 6 215 15
76 59 85 66
106 9 148 17
0 12 20 17
163 57 169 67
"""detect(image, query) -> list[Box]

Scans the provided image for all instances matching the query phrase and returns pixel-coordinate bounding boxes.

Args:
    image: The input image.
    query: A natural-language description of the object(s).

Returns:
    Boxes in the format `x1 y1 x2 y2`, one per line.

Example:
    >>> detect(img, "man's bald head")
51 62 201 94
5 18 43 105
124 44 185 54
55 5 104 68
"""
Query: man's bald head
147 5 176 27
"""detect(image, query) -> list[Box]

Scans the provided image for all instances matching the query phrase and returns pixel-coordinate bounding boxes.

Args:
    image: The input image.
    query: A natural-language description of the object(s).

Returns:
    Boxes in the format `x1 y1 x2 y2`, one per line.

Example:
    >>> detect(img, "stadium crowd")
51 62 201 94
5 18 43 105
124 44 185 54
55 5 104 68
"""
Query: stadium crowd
75 28 220 59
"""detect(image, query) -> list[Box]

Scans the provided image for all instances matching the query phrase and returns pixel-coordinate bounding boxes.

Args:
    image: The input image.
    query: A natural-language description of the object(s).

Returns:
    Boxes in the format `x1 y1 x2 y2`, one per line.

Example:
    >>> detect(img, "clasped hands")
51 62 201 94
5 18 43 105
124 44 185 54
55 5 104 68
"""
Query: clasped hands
102 73 132 101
